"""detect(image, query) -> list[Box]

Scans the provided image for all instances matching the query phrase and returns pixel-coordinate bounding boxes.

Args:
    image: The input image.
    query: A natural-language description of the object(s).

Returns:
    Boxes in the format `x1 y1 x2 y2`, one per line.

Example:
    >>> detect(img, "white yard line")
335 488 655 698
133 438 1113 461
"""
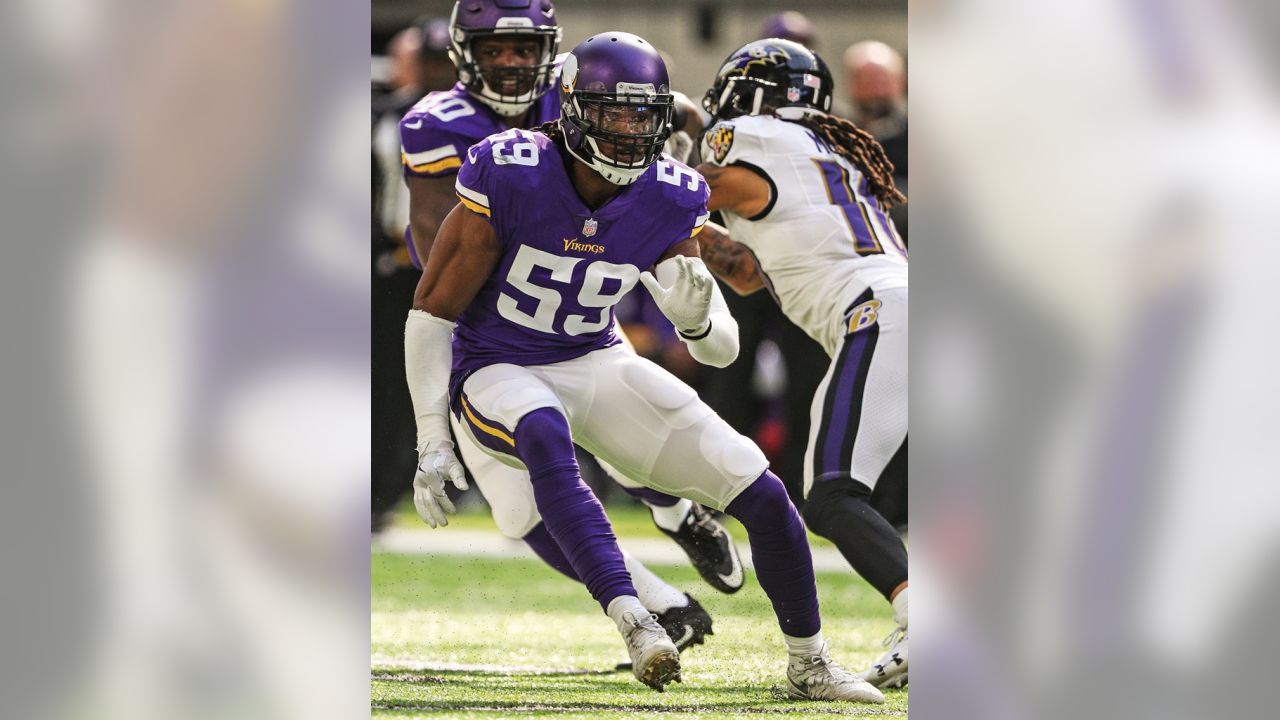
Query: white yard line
373 527 852 573
371 656 617 675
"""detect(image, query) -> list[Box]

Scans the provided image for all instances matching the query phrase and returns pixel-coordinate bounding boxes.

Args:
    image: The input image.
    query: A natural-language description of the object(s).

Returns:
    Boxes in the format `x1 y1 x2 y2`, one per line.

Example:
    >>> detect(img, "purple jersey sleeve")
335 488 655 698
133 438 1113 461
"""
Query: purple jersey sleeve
454 137 494 213
453 135 507 241
651 159 712 258
400 88 489 179
456 129 552 244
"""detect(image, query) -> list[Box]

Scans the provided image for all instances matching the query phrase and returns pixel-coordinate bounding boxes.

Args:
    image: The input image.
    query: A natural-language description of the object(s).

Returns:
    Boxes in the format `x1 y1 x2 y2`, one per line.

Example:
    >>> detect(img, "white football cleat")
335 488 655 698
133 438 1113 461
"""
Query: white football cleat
619 610 682 691
787 644 885 703
857 626 908 689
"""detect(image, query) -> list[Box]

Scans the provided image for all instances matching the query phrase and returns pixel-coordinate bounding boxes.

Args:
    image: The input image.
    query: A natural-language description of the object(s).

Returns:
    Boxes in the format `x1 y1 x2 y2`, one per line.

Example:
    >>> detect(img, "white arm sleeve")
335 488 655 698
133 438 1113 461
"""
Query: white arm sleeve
682 281 739 368
405 309 456 453
653 258 740 368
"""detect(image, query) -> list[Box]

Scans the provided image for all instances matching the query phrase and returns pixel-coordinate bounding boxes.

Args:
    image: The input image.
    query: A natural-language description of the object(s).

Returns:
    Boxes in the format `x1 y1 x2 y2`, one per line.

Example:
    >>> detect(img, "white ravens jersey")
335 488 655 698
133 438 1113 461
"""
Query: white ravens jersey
701 113 908 356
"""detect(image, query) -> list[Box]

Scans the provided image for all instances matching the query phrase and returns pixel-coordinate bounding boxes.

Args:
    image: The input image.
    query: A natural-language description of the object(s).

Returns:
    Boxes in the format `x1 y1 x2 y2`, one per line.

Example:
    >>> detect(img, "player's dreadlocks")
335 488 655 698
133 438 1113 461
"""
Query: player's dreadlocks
785 112 906 210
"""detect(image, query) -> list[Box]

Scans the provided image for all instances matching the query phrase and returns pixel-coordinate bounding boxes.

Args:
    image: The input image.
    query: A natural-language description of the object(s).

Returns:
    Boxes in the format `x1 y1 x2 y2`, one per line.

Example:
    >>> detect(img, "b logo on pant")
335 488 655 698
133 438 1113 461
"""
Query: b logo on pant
846 299 882 334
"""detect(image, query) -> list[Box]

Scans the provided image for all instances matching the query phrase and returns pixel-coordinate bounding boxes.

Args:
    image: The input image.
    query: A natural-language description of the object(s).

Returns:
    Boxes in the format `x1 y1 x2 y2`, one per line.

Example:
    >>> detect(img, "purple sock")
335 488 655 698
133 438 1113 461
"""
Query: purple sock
618 483 681 507
725 470 822 637
514 408 634 610
522 521 580 581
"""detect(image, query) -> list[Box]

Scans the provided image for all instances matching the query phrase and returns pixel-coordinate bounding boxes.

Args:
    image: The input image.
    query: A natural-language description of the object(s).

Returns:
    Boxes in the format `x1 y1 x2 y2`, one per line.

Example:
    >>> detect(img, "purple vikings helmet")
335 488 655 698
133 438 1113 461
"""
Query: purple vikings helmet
558 32 675 185
448 0 563 116
703 38 833 121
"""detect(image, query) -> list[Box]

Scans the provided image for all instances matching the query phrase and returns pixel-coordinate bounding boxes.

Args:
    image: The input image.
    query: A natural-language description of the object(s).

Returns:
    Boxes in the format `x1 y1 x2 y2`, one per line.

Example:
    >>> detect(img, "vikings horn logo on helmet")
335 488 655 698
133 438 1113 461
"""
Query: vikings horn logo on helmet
561 52 578 93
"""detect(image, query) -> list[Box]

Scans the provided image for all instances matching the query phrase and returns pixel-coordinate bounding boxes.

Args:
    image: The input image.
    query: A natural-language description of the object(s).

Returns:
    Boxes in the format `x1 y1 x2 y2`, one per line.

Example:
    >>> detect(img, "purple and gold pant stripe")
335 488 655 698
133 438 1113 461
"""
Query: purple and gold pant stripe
458 392 519 459
815 290 880 482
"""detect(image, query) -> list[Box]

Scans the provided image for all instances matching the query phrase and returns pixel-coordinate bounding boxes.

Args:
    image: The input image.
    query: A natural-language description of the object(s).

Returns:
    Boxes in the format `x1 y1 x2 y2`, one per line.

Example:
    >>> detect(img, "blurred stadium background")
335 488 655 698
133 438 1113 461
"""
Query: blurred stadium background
372 0 906 116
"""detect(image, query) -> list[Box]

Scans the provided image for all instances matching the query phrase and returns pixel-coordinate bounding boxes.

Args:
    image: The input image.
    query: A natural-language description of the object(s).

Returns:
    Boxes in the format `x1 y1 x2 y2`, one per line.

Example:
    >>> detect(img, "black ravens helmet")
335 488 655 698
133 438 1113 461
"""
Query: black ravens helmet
702 38 833 120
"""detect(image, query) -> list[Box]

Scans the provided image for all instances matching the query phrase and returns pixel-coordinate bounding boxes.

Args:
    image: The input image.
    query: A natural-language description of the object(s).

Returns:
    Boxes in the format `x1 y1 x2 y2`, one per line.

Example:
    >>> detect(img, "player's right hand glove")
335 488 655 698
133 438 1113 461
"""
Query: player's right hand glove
640 255 715 336
412 440 469 528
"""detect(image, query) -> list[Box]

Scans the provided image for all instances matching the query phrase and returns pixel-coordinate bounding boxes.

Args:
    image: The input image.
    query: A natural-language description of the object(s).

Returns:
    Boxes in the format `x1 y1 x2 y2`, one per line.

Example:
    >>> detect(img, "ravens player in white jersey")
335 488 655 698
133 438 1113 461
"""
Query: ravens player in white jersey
694 39 910 689
396 0 742 655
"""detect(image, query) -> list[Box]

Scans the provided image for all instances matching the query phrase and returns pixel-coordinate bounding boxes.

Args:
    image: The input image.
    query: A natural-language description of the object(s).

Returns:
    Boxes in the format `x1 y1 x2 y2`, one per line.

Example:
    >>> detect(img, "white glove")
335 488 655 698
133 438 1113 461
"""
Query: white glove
640 255 714 336
412 440 469 528
663 130 694 165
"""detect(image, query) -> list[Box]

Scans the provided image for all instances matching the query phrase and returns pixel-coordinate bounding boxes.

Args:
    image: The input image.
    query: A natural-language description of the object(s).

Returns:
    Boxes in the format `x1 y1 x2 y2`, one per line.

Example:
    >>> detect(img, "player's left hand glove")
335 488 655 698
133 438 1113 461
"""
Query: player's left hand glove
412 440 469 528
640 255 715 336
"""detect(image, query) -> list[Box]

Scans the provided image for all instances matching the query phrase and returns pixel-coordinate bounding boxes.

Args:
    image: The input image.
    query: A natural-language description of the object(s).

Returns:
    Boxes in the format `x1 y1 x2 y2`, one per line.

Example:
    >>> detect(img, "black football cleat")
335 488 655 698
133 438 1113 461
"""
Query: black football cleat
656 503 744 594
655 594 714 652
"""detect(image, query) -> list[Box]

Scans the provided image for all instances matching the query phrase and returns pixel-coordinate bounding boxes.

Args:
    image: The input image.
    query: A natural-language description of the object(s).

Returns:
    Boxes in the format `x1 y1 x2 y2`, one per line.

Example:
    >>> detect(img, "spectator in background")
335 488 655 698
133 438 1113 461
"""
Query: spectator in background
844 41 907 241
843 41 907 186
374 18 454 245
373 18 455 122
760 11 818 48
370 17 454 531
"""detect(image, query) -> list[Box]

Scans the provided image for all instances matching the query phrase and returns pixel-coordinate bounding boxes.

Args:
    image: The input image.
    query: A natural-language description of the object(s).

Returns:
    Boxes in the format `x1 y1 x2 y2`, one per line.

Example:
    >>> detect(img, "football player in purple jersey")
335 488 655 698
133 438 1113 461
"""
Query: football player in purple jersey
396 0 742 654
694 40 910 689
404 31 884 702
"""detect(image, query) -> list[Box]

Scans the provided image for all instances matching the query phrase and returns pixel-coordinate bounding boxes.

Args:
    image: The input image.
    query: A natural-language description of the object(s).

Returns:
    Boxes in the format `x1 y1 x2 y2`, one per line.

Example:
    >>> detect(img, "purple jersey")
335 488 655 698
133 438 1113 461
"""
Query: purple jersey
449 129 709 397
399 82 561 180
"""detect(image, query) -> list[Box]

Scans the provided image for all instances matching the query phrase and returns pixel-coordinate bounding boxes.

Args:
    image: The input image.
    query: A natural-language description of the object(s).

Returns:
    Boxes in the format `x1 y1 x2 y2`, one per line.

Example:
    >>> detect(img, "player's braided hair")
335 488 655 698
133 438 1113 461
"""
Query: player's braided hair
785 112 906 209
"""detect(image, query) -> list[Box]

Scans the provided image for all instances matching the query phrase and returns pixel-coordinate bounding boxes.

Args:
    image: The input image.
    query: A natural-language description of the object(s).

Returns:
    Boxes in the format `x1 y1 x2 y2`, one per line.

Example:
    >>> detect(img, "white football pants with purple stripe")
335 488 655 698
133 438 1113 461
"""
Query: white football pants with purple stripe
450 411 654 539
803 287 908 497
454 344 770 513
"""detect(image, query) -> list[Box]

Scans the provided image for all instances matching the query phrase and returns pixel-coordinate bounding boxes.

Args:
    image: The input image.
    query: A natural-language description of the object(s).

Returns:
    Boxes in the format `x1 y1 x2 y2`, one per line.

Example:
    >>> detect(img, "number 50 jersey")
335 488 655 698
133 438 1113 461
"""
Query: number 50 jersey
450 129 710 386
702 113 907 357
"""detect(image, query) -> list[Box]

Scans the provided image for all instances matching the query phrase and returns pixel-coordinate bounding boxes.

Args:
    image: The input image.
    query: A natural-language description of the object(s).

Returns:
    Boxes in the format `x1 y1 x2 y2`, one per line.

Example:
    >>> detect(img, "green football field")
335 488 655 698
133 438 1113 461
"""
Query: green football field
372 504 907 718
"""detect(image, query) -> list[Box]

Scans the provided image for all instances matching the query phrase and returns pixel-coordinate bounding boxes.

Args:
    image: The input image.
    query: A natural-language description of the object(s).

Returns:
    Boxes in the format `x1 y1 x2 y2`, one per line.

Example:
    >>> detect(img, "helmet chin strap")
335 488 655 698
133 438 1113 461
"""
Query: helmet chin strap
475 91 533 117
775 105 824 120
595 164 646 186
471 70 538 116
567 135 646 186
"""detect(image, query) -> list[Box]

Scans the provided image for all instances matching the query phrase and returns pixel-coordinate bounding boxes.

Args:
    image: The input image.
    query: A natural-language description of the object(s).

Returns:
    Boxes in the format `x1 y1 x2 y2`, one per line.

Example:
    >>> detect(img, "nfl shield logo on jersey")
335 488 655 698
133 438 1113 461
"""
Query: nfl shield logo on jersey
582 218 598 237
